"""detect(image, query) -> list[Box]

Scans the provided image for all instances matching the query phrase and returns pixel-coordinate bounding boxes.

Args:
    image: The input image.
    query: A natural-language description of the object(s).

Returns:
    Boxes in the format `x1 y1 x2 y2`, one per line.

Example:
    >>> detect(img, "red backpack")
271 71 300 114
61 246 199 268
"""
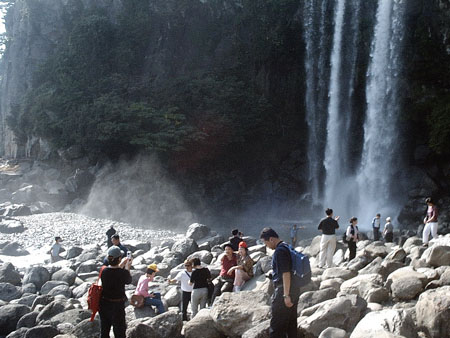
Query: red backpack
87 266 106 321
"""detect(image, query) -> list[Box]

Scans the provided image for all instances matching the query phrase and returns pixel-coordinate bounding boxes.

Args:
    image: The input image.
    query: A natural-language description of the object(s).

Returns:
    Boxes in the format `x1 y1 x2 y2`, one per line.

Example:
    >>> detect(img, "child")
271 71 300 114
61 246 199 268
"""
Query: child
49 237 65 263
134 264 165 314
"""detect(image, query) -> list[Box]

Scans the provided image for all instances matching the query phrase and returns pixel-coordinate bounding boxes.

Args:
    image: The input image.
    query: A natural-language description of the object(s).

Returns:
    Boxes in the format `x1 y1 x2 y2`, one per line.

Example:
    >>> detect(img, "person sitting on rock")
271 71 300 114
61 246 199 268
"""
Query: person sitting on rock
229 229 243 251
49 236 65 263
169 259 194 321
135 264 166 314
211 243 237 303
227 241 254 292
189 258 211 318
103 234 128 265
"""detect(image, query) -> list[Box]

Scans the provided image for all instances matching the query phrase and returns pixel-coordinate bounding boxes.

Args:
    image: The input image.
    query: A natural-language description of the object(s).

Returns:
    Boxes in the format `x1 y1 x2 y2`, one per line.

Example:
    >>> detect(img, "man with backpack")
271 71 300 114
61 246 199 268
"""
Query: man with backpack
260 227 307 338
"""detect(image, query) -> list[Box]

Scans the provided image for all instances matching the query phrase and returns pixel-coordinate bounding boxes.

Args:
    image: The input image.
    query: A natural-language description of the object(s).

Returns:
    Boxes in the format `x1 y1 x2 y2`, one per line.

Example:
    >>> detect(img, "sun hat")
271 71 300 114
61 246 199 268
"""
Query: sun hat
107 246 124 258
147 263 159 274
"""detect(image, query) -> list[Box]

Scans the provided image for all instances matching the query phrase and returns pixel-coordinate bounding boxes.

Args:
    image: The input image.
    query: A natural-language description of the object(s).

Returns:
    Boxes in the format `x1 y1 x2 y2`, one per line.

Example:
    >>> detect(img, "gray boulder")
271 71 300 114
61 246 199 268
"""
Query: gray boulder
36 300 75 323
416 286 450 338
0 282 22 302
0 263 21 285
364 242 391 259
16 311 39 329
31 295 55 311
184 308 225 338
303 236 322 257
187 250 213 265
51 269 77 286
23 325 59 338
0 242 29 256
12 294 38 307
322 267 357 281
172 238 199 260
384 248 407 262
422 245 450 267
65 247 83 260
163 286 181 307
40 281 69 295
44 309 91 327
72 318 100 338
186 223 211 241
23 267 51 290
5 327 29 338
72 282 90 299
350 309 417 338
75 260 99 274
0 304 30 336
21 284 37 294
242 319 269 338
126 311 183 338
47 285 72 298
297 288 338 313
0 219 25 234
319 327 347 338
298 295 367 337
210 291 270 338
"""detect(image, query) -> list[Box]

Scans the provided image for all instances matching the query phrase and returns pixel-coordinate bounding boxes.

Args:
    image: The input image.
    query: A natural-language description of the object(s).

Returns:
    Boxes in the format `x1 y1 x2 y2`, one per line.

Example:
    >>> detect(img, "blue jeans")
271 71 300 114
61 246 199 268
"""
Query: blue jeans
144 293 165 314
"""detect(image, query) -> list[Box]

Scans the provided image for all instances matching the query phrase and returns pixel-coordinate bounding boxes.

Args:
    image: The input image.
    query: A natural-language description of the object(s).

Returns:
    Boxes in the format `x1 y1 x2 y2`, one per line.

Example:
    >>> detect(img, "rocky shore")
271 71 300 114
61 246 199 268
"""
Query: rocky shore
0 218 449 338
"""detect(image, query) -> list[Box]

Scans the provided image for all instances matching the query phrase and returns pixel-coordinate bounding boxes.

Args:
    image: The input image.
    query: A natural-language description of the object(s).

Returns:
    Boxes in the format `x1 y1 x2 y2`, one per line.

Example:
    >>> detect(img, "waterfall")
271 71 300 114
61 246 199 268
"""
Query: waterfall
357 0 405 223
303 0 405 226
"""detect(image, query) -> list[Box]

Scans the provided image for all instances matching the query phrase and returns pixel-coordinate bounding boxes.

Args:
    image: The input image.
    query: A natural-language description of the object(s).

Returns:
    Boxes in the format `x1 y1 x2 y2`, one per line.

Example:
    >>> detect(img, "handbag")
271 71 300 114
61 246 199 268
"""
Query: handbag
87 266 105 321
130 294 145 308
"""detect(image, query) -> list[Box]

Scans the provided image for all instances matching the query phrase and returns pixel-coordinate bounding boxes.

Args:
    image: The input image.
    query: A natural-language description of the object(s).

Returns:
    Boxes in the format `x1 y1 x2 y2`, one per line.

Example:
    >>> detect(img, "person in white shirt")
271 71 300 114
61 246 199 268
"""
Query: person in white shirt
169 259 194 321
49 237 65 263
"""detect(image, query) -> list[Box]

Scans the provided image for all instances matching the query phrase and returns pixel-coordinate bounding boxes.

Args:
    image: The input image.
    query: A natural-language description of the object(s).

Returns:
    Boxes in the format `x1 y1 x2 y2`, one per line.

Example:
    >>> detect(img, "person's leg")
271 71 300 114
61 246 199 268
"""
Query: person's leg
211 278 223 304
182 291 191 321
423 223 431 244
373 228 378 241
269 287 289 338
430 222 438 239
199 288 208 310
318 235 328 268
326 235 336 268
111 302 126 338
348 241 356 261
191 289 200 318
99 300 113 338
221 279 234 293
144 295 165 314
234 269 244 287
287 289 300 338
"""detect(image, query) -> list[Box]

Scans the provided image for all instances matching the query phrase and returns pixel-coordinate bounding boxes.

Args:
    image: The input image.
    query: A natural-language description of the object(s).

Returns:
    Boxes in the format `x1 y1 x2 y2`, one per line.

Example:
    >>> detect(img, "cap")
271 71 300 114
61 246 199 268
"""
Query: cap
147 263 159 272
107 246 124 258
238 241 248 248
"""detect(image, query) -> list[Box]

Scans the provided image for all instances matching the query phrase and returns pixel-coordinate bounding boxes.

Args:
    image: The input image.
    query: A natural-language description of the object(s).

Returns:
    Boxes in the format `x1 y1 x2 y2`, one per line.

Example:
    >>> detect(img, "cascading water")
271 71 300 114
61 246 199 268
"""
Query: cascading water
304 0 405 226
357 0 406 223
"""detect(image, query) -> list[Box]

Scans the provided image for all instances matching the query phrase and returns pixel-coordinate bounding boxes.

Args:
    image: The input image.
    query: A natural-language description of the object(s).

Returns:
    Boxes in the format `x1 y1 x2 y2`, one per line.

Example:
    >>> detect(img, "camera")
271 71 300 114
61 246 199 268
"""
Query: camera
127 251 132 259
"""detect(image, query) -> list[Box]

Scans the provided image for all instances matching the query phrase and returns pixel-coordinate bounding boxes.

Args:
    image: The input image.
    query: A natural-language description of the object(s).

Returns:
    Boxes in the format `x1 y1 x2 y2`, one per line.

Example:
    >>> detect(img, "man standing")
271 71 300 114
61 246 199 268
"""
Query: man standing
372 213 381 241
106 225 116 248
49 237 65 263
260 227 300 338
317 208 339 269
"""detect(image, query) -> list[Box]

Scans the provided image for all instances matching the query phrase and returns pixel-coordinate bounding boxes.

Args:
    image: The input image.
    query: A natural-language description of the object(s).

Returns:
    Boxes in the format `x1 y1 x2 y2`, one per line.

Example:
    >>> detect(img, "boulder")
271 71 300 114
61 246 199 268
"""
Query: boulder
75 260 99 274
298 294 367 337
36 300 75 323
23 267 51 290
31 295 55 311
340 274 387 303
350 309 417 338
391 277 424 301
76 248 101 263
415 286 450 338
41 281 69 295
0 304 30 336
359 257 383 275
3 204 32 217
0 242 29 256
65 247 83 260
386 267 428 289
210 291 271 338
297 288 338 313
51 269 77 286
163 286 181 307
186 223 211 241
44 309 91 327
5 327 29 338
184 308 225 338
0 219 25 234
364 243 391 259
259 256 272 274
0 282 22 302
187 250 213 265
22 284 37 294
126 311 183 338
422 245 450 267
12 294 38 307
0 263 22 285
47 285 72 298
319 278 344 292
384 248 406 262
319 327 347 338
72 318 100 338
171 239 199 260
303 236 322 257
72 282 90 299
23 325 59 338
402 237 422 254
379 260 405 280
17 311 39 329
322 268 357 281
347 256 370 271
242 319 269 338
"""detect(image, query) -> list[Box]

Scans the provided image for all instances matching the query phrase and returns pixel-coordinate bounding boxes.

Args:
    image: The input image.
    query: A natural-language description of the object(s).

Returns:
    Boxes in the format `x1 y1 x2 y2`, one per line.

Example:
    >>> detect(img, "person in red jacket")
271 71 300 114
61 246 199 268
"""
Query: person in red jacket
211 243 237 303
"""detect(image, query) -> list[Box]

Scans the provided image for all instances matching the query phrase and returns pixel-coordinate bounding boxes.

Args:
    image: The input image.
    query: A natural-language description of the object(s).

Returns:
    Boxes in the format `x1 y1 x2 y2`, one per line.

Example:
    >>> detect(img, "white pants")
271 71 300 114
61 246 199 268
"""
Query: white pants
191 287 208 318
319 234 336 268
423 222 438 244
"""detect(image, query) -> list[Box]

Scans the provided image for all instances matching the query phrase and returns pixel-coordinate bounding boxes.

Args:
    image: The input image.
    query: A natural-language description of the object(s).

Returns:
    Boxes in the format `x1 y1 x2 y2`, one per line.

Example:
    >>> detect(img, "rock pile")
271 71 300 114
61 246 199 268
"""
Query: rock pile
0 219 449 338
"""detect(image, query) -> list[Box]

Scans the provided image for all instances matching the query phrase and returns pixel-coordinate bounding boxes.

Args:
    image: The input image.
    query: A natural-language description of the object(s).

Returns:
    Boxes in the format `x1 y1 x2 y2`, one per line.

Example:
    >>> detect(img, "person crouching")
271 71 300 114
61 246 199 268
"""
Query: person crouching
134 264 166 314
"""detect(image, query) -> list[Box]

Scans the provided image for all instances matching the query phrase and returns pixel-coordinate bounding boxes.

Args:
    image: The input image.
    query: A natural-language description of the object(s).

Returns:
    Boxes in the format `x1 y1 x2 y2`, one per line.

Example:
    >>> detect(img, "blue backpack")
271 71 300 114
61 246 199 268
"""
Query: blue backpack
282 243 312 287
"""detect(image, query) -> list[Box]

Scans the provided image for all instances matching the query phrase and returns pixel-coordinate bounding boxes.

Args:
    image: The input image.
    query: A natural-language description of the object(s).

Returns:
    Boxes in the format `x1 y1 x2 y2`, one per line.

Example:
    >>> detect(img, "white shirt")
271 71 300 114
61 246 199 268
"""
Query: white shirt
50 243 61 257
175 270 193 292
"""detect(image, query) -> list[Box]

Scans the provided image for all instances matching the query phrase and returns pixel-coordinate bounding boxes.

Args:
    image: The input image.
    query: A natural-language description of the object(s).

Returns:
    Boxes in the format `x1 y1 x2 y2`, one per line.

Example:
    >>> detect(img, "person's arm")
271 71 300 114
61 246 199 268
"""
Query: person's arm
282 272 293 307
318 220 322 231
346 226 351 238
189 271 195 285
